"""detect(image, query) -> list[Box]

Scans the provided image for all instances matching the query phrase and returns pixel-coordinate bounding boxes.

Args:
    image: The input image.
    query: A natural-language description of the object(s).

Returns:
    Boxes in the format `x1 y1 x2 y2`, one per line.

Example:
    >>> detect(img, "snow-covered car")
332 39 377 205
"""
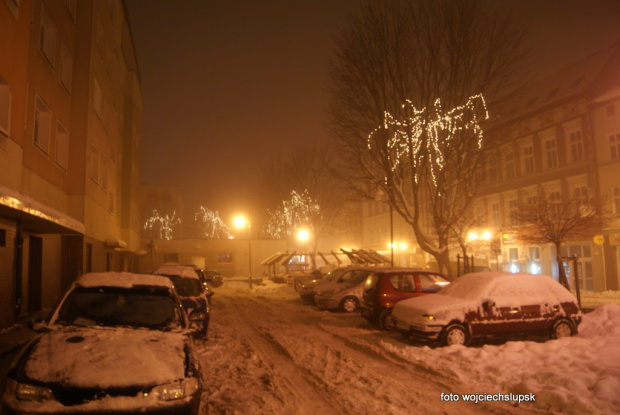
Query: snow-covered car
2 272 202 415
153 264 211 339
298 267 348 303
391 272 582 347
314 267 378 312
360 268 449 330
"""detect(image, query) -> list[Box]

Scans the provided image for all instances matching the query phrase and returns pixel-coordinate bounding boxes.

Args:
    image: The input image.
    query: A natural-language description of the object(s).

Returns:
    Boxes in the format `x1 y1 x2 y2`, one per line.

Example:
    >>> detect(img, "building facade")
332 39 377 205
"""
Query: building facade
361 43 620 291
0 0 143 328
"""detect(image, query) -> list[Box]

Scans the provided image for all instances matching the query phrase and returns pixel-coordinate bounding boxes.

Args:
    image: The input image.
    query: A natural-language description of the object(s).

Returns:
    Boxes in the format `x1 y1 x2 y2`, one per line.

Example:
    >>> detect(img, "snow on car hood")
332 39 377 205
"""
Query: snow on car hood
24 327 186 388
392 293 479 323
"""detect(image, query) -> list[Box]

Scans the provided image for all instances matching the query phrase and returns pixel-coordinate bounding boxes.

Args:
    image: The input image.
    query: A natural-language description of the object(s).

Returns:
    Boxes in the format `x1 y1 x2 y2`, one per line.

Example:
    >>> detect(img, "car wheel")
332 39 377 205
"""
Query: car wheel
379 309 395 331
340 296 359 313
440 324 469 346
550 319 574 339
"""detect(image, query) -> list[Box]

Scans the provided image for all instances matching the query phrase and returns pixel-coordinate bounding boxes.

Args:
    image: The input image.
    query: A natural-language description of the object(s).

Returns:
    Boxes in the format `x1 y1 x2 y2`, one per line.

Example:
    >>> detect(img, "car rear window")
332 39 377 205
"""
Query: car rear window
162 274 203 297
388 274 416 292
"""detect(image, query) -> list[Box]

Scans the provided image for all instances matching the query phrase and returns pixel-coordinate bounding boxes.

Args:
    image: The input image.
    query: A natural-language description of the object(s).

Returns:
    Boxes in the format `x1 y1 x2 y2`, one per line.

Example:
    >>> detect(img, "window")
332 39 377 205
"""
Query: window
549 191 562 216
60 44 73 94
491 203 500 227
65 0 77 22
3 0 20 19
508 199 518 226
39 4 57 66
523 145 534 175
93 78 103 119
573 186 588 205
504 152 515 180
55 121 68 171
487 156 498 184
388 274 416 292
529 247 541 274
218 252 232 263
568 130 584 162
0 76 10 137
90 145 99 183
544 139 558 169
612 186 620 215
610 133 620 160
33 95 51 154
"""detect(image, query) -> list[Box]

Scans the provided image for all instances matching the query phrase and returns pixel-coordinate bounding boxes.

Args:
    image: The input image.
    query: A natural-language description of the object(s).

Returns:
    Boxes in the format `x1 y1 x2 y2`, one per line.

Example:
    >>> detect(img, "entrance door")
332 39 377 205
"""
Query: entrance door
28 236 43 312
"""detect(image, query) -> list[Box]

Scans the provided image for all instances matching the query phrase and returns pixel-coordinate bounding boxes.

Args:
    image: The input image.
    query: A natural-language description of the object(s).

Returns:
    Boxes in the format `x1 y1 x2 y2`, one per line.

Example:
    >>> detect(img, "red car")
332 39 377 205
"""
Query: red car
360 268 449 330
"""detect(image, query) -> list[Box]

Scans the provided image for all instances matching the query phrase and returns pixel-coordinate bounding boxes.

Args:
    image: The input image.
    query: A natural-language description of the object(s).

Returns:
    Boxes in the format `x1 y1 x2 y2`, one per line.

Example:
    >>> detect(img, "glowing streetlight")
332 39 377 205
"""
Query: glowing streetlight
296 228 310 243
233 215 252 288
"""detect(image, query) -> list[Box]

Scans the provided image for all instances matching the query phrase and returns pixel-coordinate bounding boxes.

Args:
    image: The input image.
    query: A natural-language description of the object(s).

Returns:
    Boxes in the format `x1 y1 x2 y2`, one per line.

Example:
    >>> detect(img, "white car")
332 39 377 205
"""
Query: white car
391 272 582 347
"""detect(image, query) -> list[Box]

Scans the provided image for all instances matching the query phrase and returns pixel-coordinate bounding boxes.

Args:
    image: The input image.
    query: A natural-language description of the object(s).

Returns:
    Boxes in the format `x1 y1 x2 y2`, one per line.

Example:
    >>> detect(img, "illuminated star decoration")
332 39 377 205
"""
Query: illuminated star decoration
368 94 488 186
266 190 320 239
194 206 231 238
144 209 181 240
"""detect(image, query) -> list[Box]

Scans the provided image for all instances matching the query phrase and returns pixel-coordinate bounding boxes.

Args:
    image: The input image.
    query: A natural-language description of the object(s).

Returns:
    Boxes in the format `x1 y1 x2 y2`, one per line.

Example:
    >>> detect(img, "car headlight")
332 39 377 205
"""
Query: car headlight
422 314 435 321
150 378 199 401
5 378 55 402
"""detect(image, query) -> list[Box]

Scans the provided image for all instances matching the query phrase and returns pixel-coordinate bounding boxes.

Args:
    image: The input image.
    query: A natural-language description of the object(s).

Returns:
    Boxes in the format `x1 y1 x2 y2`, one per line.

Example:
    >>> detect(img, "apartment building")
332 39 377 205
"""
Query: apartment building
0 0 143 328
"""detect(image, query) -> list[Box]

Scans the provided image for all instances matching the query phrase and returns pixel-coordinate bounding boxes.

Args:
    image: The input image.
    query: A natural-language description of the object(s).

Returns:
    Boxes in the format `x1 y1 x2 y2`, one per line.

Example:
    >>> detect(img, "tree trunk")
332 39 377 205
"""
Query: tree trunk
555 243 570 289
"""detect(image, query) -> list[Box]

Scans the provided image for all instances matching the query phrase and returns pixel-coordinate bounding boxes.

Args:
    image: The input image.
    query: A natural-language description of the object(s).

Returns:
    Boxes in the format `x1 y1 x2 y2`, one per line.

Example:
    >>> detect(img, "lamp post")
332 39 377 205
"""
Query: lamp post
234 215 252 288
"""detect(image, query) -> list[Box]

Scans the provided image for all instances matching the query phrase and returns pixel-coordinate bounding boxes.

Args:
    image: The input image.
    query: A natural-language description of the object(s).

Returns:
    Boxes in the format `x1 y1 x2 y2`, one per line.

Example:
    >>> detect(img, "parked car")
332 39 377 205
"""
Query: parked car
2 272 202 415
360 268 450 330
153 264 212 339
314 267 379 313
196 268 223 288
391 272 582 347
298 267 348 304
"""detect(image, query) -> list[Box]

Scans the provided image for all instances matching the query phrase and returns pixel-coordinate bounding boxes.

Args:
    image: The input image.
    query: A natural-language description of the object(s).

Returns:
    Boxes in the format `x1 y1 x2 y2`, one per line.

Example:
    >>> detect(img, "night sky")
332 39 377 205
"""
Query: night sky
125 0 620 219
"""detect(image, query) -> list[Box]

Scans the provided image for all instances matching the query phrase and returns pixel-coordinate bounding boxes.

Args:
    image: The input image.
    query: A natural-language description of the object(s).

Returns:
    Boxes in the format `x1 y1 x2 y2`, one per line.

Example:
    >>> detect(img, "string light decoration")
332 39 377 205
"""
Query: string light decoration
194 206 231 239
144 209 181 240
368 94 488 186
266 190 320 239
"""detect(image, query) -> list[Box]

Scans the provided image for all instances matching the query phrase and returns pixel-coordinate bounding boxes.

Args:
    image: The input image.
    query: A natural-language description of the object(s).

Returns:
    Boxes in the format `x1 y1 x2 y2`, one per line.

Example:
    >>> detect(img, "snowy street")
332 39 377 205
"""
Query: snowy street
195 281 620 415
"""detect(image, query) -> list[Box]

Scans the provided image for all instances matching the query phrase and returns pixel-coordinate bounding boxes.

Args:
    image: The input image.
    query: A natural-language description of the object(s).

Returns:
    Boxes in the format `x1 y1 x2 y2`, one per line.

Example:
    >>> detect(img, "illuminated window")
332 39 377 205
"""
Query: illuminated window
33 95 51 154
39 3 57 66
218 252 233 263
55 121 68 171
568 130 583 162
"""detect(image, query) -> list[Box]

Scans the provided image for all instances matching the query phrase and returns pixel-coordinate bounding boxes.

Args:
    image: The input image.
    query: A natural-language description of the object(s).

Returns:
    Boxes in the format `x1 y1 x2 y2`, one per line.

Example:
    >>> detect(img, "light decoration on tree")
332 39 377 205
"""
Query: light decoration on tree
144 209 181 240
194 206 231 238
266 190 320 239
368 94 488 186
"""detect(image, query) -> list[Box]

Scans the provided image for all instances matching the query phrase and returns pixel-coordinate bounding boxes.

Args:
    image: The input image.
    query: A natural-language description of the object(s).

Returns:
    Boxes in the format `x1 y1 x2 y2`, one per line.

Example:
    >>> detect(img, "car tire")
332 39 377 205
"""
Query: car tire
379 309 395 331
550 319 574 339
340 296 359 313
440 323 469 347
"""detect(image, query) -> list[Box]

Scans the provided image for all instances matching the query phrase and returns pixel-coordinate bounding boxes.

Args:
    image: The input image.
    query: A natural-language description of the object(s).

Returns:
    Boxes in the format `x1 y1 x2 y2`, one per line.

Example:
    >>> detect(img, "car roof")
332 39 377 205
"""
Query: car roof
153 264 200 280
75 272 175 289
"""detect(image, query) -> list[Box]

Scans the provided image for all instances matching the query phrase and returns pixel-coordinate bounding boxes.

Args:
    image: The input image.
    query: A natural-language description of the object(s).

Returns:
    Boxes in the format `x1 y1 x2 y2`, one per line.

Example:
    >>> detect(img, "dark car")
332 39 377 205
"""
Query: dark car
391 272 582 347
153 264 211 339
2 272 202 415
360 268 449 330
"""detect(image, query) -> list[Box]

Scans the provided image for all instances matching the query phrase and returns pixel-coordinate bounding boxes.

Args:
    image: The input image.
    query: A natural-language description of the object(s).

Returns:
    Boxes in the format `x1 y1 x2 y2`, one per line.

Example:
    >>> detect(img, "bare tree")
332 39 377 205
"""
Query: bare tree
510 191 604 289
327 0 528 277
260 143 352 267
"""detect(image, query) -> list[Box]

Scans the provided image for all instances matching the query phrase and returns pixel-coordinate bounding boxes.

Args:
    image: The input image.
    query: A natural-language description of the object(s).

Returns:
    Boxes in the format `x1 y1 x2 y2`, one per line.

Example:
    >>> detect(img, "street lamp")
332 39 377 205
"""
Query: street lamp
234 215 252 288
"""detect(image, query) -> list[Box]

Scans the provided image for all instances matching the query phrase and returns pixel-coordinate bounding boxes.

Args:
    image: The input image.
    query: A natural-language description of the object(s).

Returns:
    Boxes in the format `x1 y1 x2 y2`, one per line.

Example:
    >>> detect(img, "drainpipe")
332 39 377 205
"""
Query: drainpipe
14 221 23 319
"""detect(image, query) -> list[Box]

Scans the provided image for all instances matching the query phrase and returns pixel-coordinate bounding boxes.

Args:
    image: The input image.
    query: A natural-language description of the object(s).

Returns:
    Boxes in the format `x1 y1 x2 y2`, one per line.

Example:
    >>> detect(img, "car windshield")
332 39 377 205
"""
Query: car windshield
325 269 345 281
164 274 203 297
54 286 180 330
